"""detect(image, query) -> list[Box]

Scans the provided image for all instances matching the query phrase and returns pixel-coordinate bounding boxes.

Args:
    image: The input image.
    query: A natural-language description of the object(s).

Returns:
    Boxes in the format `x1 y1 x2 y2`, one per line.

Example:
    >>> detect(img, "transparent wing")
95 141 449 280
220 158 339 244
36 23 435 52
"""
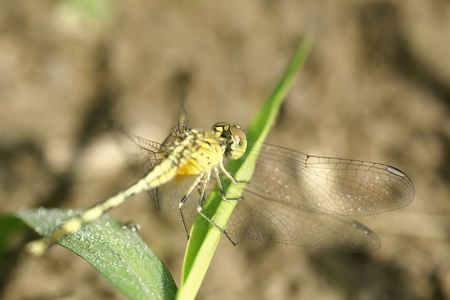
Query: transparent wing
225 197 381 251
221 141 414 251
240 141 414 216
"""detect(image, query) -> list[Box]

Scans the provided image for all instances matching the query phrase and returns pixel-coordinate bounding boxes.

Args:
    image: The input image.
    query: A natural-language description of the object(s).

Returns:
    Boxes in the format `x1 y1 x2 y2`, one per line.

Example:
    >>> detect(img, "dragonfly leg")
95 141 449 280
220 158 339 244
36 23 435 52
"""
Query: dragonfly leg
197 170 238 246
179 174 204 240
219 161 247 184
214 166 243 201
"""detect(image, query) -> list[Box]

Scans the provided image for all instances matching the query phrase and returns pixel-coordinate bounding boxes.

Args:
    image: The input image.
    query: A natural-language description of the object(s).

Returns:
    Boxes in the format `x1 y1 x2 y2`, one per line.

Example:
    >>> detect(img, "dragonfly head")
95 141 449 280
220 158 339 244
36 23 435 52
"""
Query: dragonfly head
211 122 247 160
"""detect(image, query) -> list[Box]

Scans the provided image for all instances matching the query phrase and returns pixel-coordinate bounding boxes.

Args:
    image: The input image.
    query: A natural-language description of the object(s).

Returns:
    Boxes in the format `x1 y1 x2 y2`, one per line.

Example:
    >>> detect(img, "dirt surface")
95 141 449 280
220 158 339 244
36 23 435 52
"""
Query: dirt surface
1 1 450 299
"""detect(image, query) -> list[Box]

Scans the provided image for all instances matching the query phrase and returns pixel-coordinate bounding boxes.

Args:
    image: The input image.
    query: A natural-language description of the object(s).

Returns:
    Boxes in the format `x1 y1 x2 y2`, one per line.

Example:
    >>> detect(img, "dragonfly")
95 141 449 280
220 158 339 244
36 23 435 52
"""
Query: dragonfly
27 108 415 255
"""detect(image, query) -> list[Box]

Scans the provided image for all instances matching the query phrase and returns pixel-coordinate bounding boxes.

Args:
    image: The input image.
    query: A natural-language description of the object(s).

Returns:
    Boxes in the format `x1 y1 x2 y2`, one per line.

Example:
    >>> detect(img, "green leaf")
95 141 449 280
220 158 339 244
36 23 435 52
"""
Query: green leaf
177 37 313 300
16 208 177 300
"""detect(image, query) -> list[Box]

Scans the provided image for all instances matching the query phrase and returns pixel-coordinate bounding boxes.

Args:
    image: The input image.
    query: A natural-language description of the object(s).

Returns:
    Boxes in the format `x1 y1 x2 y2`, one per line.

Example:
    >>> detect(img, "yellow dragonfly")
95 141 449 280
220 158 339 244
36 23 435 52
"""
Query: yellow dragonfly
27 108 414 255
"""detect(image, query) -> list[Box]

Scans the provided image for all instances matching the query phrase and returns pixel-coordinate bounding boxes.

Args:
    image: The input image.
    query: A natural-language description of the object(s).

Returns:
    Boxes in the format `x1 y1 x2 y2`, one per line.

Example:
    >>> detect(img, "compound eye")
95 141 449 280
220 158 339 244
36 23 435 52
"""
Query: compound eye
229 125 247 159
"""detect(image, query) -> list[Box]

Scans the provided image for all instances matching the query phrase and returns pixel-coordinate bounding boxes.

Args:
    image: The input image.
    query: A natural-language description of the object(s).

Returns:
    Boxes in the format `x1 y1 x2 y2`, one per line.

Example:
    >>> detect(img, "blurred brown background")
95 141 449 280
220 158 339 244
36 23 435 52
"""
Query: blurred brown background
1 0 450 299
